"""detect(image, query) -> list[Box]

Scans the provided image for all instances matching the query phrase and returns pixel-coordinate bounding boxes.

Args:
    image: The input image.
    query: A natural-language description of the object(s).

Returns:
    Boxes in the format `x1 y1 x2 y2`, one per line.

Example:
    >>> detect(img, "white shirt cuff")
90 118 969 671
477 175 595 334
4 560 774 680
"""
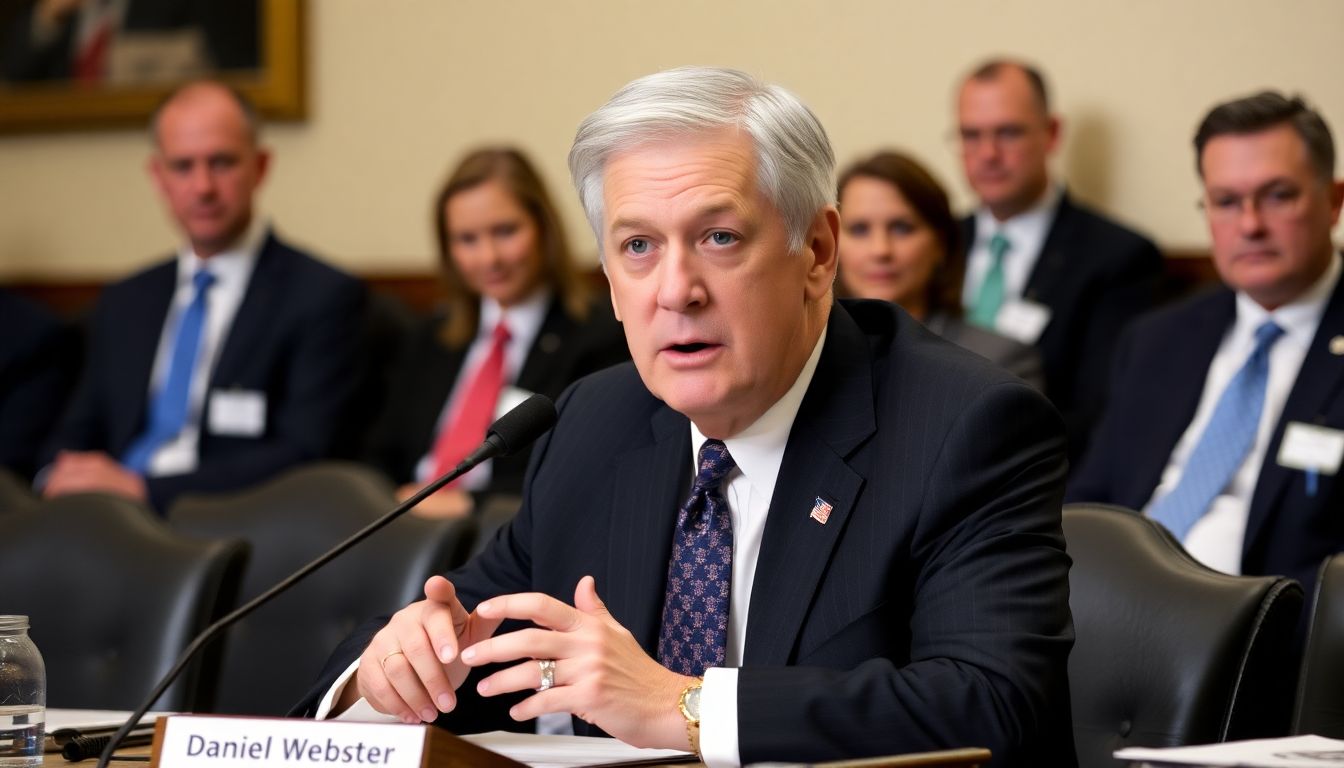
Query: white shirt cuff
699 667 739 768
311 659 397 723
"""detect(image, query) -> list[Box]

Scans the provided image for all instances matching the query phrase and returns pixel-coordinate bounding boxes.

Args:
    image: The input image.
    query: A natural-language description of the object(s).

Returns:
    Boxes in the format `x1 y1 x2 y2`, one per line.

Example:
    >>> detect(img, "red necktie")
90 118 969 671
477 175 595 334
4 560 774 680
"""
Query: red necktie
430 322 512 484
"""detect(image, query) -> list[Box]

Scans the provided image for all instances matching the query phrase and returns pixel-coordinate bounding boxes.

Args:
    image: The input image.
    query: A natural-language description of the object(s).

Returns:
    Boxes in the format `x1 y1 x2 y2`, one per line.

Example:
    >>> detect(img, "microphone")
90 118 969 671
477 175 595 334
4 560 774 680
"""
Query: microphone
95 394 558 768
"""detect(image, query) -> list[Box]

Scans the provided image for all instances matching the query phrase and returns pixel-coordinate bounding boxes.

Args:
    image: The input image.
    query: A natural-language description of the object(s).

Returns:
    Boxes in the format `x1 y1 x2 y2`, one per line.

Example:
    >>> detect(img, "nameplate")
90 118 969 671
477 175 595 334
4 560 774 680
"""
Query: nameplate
150 715 524 768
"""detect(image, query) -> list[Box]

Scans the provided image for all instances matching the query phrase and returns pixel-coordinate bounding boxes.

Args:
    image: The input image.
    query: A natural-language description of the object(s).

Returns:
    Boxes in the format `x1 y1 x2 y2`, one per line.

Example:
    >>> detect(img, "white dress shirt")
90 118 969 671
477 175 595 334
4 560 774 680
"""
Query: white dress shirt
141 220 263 477
694 327 826 768
1144 255 1341 573
315 325 830 768
412 289 552 490
962 185 1062 308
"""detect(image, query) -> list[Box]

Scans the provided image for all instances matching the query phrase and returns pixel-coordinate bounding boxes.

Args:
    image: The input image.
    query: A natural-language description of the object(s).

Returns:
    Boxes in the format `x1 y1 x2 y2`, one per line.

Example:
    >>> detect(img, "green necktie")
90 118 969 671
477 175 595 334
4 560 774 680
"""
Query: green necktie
969 232 1011 329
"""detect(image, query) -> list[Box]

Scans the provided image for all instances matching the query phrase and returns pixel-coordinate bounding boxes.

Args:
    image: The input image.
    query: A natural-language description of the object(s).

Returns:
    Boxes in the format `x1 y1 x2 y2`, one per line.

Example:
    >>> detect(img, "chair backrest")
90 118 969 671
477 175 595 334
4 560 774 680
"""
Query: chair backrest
168 462 476 715
0 468 38 514
0 494 248 711
1064 503 1303 768
1293 553 1344 737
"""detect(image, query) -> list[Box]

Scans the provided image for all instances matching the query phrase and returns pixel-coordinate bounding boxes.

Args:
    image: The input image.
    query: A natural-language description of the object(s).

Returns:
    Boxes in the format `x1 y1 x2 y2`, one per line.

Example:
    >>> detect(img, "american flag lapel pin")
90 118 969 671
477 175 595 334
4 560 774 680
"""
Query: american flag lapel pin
809 496 834 525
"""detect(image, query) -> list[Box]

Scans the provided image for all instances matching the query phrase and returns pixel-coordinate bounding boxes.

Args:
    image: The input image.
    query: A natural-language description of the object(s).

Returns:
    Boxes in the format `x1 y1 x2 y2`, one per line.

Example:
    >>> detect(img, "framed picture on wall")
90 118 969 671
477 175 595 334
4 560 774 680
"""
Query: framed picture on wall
0 0 304 133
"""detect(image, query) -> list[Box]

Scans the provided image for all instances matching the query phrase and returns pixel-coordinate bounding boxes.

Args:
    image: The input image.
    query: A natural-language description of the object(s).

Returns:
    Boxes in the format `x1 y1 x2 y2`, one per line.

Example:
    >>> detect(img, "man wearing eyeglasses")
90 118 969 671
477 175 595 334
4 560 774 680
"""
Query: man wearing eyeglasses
955 58 1163 462
1070 91 1344 601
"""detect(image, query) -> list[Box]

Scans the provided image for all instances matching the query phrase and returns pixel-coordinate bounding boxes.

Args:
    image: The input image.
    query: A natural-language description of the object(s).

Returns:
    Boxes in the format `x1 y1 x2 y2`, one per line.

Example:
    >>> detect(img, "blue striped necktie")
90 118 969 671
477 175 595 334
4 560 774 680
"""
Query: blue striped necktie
123 269 216 473
658 439 736 676
1149 320 1285 541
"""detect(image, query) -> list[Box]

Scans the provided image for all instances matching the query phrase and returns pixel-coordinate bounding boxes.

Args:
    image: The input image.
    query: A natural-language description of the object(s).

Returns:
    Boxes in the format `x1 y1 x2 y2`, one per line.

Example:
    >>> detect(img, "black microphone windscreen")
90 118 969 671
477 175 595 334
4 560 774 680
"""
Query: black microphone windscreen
488 394 557 456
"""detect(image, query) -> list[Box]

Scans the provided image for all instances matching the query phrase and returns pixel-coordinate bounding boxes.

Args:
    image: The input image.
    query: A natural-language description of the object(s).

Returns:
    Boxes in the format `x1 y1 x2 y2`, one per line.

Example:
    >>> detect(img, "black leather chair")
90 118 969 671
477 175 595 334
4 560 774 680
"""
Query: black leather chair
1293 553 1344 737
0 493 248 711
0 467 38 514
168 462 476 715
1064 503 1304 768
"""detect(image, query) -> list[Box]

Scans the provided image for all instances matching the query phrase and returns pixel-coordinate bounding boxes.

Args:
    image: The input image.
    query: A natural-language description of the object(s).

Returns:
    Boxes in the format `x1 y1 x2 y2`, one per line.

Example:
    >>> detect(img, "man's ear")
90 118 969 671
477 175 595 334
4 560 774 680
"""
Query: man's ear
803 205 840 302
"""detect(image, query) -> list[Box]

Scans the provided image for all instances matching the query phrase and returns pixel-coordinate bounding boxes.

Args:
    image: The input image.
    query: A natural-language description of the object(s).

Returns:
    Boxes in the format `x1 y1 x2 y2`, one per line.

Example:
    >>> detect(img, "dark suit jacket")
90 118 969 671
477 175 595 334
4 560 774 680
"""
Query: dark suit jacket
962 192 1164 462
361 296 629 495
1068 261 1344 599
925 311 1044 391
0 289 78 480
301 299 1077 766
44 232 366 512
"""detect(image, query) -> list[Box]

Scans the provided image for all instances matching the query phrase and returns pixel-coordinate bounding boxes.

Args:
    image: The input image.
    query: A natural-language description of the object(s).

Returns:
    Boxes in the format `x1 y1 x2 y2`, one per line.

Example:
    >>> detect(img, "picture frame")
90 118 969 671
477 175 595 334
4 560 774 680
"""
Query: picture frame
0 0 304 134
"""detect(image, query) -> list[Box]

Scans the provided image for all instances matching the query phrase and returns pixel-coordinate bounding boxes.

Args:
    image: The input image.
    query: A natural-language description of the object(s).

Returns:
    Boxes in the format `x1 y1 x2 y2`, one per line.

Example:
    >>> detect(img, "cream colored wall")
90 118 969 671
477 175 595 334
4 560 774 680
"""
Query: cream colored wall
1 0 1342 280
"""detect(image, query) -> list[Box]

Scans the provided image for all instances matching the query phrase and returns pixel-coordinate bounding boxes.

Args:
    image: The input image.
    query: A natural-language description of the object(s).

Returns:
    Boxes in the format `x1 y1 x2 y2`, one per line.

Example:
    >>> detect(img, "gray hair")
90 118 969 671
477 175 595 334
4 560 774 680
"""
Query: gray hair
568 66 835 255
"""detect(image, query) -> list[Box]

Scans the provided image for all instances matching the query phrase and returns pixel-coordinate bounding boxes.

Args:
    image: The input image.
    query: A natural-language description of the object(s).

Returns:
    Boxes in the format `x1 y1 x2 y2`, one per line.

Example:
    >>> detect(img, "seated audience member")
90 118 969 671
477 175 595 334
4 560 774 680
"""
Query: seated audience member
362 147 628 518
41 80 366 513
837 150 1043 390
1070 92 1344 601
300 67 1075 768
0 288 78 481
955 58 1164 461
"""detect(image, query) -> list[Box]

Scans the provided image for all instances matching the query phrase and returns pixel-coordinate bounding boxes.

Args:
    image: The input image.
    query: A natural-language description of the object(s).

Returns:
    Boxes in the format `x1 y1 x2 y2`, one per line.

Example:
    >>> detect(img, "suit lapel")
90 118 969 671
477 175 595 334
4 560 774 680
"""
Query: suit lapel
1024 191 1077 304
1132 291 1236 502
606 405 690 654
210 234 282 388
112 261 178 448
744 305 875 665
1245 266 1344 553
516 299 574 393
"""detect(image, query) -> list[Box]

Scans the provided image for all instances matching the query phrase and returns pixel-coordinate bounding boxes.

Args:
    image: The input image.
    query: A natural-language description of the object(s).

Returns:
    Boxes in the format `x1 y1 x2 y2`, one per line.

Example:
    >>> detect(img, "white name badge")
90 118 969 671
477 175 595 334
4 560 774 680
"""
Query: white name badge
208 390 267 437
495 385 534 421
152 715 524 768
994 300 1052 345
1277 421 1344 475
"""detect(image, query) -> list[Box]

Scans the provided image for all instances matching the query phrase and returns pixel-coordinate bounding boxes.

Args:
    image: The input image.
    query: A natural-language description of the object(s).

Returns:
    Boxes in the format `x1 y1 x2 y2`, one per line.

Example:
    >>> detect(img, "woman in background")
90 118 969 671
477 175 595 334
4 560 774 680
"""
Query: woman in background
837 150 1043 390
364 147 628 517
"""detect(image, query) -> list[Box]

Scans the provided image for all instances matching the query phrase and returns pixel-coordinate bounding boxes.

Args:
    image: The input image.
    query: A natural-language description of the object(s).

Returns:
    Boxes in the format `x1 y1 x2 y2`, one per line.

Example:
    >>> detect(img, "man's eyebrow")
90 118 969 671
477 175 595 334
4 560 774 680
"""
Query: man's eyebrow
609 203 746 235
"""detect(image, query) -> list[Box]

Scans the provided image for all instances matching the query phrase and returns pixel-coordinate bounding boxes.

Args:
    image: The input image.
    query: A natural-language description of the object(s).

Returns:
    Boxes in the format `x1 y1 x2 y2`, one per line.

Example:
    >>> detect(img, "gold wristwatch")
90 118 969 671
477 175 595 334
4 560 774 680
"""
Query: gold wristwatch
677 677 704 757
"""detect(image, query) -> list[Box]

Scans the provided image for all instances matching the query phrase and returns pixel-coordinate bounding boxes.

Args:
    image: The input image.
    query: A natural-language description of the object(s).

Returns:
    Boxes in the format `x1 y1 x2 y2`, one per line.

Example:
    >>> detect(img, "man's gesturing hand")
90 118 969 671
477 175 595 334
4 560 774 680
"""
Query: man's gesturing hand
460 576 696 750
348 576 505 723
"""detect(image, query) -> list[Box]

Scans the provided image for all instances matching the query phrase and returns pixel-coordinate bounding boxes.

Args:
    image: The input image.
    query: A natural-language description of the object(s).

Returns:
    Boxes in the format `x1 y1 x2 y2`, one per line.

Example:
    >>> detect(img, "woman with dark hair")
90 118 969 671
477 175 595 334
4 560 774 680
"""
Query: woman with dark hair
364 147 628 516
837 150 1043 389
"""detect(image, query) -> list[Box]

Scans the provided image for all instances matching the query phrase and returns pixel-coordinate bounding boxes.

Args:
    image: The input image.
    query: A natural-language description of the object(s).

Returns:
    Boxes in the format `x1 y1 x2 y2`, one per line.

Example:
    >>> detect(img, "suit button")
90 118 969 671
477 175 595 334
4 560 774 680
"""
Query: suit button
1118 719 1133 737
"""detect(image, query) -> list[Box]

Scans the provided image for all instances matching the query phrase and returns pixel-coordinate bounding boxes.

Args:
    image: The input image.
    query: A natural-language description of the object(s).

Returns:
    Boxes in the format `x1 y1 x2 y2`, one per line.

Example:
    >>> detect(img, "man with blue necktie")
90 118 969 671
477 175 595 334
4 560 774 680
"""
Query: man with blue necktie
1070 91 1344 601
41 80 365 512
299 67 1075 767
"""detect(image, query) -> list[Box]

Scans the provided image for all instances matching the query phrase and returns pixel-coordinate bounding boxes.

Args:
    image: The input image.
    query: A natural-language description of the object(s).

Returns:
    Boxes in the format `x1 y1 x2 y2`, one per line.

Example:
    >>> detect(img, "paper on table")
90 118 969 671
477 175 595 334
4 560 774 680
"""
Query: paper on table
44 708 172 751
462 731 694 768
1115 734 1344 767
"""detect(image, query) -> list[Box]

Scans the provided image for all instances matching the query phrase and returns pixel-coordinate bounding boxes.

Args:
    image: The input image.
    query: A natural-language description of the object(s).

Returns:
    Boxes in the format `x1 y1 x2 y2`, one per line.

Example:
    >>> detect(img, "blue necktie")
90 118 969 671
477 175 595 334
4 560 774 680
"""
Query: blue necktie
968 232 1011 329
1149 320 1285 541
658 439 736 676
123 269 217 473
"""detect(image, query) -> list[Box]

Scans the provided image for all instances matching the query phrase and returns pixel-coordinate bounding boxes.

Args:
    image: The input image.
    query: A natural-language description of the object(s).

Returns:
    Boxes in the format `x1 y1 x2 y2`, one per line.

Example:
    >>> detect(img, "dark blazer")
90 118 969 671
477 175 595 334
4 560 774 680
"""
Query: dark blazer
924 311 1045 391
1069 261 1344 600
361 296 629 495
44 232 366 512
0 289 79 480
302 299 1077 767
962 191 1164 462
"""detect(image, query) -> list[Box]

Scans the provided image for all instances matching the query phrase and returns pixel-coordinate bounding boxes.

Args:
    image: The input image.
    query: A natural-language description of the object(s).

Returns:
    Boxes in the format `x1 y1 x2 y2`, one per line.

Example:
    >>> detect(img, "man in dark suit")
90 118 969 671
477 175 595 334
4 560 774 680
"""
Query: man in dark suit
1070 91 1344 601
955 59 1164 461
41 80 364 513
301 67 1075 767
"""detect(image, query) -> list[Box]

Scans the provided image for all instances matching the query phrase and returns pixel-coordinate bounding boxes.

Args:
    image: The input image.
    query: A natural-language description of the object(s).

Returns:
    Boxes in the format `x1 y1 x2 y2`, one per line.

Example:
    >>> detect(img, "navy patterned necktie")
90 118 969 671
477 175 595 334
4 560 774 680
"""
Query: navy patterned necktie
658 439 736 676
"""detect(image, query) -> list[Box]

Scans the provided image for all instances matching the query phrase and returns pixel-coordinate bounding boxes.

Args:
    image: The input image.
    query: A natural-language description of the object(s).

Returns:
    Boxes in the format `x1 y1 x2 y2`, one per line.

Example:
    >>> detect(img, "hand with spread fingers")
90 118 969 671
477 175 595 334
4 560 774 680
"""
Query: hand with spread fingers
460 575 696 750
341 575 506 723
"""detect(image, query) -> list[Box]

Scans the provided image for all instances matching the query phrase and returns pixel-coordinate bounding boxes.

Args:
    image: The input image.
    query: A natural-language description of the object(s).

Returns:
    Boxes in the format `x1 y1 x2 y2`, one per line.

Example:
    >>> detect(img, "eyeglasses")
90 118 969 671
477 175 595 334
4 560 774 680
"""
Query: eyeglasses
1199 182 1306 222
953 124 1031 151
